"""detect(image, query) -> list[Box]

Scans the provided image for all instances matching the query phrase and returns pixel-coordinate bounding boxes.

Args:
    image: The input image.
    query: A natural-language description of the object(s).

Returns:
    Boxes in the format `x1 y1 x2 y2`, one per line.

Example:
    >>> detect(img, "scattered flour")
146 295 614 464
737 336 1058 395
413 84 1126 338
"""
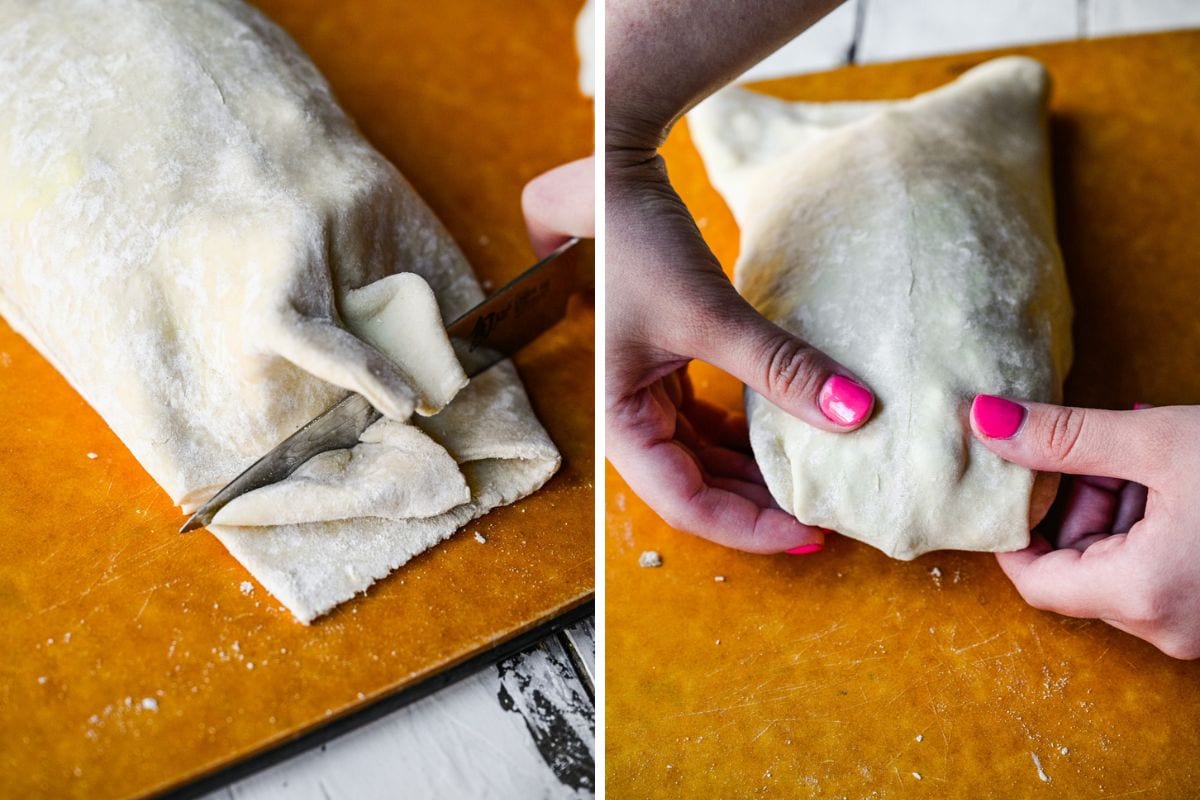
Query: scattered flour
915 734 923 743
37 676 46 685
141 697 158 711
929 567 943 586
639 550 662 568
86 452 98 460
1031 752 1051 783
239 581 254 595
714 575 726 582
912 772 922 781
474 532 487 544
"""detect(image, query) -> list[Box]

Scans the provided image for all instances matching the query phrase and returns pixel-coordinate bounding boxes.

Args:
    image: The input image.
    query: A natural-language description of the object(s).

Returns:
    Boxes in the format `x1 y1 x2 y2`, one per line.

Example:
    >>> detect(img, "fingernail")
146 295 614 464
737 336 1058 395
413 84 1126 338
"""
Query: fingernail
786 543 823 556
971 394 1026 439
819 375 873 427
1133 401 1153 410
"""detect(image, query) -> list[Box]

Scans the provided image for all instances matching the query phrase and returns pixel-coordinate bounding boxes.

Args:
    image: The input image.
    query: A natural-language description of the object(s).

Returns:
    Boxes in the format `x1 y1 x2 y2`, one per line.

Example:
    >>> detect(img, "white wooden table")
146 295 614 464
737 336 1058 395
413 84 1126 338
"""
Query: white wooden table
201 1 1197 797
199 619 595 800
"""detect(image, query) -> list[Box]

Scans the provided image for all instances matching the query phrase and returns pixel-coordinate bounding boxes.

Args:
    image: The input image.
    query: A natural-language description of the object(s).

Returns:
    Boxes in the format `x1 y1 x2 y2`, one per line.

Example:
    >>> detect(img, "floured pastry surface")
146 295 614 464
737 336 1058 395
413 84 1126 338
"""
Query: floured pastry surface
688 58 1072 560
0 0 559 622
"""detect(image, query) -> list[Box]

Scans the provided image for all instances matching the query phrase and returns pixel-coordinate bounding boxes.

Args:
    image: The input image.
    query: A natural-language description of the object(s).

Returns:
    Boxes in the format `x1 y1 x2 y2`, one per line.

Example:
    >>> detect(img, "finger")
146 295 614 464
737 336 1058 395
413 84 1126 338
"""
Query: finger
1112 403 1153 533
970 396 1173 485
693 443 765 484
690 286 875 433
1063 532 1111 553
607 394 823 554
995 536 1127 619
672 413 763 482
1112 481 1149 534
1055 479 1117 549
709 475 777 508
624 440 822 553
522 156 595 259
682 398 752 452
662 370 685 408
672 411 702 451
1075 474 1126 493
676 369 696 408
1099 616 1141 638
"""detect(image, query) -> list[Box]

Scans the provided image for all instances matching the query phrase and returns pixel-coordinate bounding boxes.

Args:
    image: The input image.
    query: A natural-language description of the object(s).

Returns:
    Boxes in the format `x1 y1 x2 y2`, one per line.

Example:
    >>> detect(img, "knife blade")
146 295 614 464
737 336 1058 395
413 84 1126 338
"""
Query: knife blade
179 237 588 533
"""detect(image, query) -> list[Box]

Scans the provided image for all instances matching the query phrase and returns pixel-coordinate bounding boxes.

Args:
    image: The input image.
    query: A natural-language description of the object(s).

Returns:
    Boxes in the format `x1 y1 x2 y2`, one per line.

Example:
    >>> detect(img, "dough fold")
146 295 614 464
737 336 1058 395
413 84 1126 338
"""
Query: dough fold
0 0 559 622
688 57 1072 560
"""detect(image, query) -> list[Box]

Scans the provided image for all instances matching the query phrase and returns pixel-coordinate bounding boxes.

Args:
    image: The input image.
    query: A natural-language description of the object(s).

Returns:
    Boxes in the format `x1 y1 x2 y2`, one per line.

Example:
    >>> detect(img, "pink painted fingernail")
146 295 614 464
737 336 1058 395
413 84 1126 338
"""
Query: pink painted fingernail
1133 401 1153 410
786 543 823 556
819 375 873 427
971 394 1026 439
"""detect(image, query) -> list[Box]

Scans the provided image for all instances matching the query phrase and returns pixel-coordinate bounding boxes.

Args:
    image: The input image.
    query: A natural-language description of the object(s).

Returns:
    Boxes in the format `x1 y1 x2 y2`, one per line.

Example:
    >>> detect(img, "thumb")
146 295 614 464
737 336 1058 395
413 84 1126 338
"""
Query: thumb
969 395 1168 485
696 291 875 433
522 156 595 259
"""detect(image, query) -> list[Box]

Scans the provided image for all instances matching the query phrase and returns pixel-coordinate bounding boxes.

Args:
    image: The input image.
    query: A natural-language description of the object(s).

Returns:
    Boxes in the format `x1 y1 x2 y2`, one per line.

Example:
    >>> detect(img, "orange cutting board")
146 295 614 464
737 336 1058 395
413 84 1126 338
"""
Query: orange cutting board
607 31 1200 798
0 2 592 797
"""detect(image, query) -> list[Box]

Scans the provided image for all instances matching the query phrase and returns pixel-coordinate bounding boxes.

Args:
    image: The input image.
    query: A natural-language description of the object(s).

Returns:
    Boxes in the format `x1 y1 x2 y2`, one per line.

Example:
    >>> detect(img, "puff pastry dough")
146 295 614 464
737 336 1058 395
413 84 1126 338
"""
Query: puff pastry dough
689 58 1072 560
0 0 559 621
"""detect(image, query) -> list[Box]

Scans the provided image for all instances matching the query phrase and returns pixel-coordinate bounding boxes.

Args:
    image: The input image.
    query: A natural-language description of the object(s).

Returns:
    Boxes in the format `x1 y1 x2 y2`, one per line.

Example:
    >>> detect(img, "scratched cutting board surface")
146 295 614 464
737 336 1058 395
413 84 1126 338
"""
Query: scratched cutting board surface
0 2 592 798
607 31 1200 799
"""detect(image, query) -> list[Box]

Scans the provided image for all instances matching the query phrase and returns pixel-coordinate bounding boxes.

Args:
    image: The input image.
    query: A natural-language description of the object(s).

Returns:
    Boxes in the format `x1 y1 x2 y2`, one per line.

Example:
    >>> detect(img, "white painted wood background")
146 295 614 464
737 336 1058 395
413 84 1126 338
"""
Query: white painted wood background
739 0 1200 83
203 1 1198 798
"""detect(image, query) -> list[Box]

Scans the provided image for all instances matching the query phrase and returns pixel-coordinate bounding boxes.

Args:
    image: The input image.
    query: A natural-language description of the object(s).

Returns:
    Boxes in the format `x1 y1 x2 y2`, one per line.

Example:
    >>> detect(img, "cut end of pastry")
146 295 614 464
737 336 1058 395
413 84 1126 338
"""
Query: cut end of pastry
341 272 469 416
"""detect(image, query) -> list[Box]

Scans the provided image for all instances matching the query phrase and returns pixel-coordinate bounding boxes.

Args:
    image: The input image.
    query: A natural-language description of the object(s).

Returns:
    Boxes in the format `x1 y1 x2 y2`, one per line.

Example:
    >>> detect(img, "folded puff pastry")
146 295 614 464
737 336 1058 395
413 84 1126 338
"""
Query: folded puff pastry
0 0 560 621
688 58 1072 560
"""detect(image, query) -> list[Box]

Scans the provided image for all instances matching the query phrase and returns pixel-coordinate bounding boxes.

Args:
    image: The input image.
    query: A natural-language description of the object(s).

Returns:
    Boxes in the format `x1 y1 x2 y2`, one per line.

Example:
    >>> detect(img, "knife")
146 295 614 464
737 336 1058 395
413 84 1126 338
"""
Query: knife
180 237 588 533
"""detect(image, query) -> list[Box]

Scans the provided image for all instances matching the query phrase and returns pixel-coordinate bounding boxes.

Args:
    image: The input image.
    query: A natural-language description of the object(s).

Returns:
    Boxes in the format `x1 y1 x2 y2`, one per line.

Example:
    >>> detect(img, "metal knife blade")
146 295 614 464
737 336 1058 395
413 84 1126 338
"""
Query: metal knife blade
179 237 588 533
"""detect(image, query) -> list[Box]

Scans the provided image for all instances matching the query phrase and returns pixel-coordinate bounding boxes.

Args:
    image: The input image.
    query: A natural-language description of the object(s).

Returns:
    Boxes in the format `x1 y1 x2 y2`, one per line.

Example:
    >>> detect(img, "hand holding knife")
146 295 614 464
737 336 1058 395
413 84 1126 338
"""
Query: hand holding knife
181 237 591 533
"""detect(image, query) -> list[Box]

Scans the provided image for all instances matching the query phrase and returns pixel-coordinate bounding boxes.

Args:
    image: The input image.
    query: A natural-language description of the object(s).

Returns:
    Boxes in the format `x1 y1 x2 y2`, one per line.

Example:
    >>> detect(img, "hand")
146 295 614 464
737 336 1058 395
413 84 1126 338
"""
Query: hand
605 150 875 554
603 0 864 553
522 156 595 258
971 395 1200 659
